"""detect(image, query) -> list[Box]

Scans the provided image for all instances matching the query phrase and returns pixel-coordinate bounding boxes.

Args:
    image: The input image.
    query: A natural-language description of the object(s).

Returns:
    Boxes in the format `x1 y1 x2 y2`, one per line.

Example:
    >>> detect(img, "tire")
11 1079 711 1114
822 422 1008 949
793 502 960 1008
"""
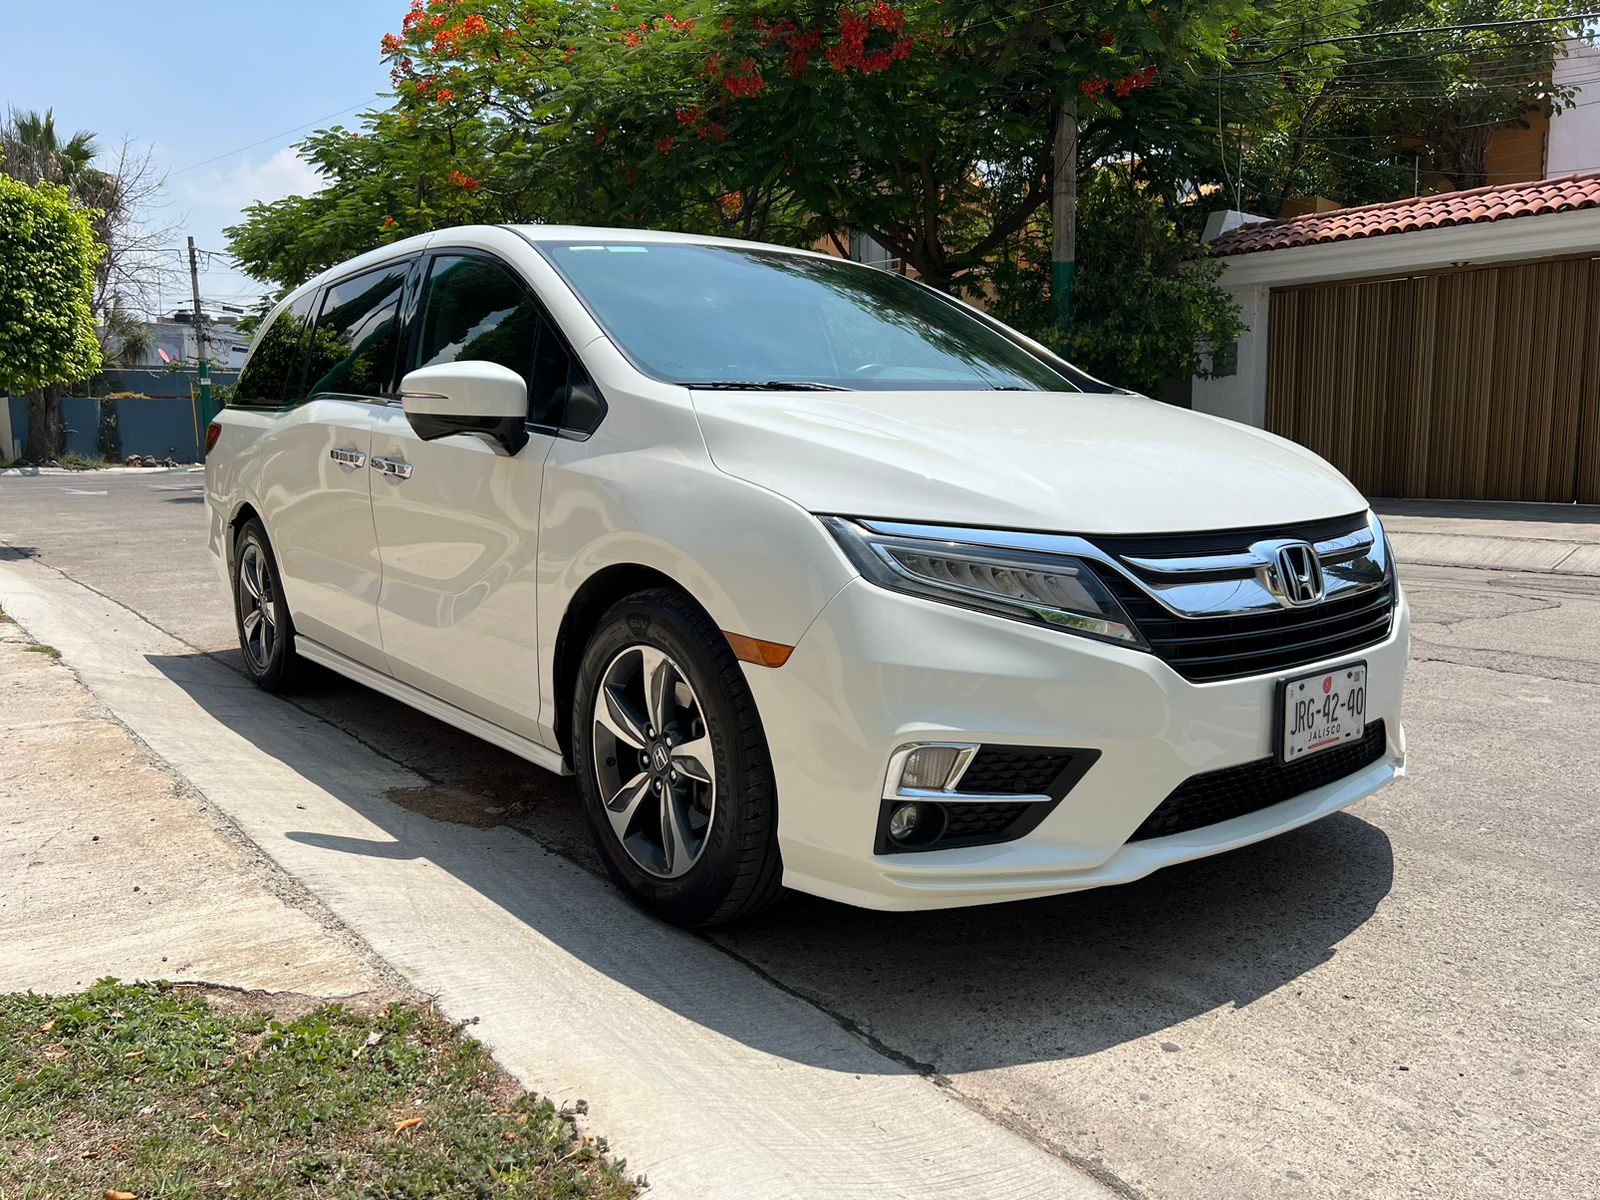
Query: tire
232 518 303 692
572 587 785 927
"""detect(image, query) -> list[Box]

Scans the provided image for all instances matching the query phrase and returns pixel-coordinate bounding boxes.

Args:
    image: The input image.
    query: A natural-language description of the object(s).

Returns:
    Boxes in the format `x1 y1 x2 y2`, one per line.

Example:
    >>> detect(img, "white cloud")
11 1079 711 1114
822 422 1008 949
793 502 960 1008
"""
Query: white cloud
198 146 327 211
161 146 328 315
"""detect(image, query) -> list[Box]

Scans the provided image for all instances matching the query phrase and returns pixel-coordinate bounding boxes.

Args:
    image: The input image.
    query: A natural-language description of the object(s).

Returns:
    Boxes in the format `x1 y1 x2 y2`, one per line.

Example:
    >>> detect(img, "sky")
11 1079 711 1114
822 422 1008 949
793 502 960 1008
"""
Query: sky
1 0 400 316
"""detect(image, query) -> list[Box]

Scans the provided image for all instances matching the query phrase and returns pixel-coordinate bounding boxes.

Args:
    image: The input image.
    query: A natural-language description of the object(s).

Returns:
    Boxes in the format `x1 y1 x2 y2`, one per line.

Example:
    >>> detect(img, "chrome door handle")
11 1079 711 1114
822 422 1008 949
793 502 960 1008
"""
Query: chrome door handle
372 456 413 481
329 447 367 469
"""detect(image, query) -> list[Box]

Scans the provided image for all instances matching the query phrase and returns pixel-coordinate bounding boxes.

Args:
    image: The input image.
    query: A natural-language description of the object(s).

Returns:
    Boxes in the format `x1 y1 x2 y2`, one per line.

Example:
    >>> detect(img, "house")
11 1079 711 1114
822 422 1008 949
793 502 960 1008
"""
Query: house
1193 172 1600 505
136 308 252 372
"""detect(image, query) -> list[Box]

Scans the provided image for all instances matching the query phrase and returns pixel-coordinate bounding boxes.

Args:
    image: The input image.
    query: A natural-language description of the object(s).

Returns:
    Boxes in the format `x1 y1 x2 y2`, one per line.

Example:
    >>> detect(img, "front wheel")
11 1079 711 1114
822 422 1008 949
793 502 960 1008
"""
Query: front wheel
572 588 784 927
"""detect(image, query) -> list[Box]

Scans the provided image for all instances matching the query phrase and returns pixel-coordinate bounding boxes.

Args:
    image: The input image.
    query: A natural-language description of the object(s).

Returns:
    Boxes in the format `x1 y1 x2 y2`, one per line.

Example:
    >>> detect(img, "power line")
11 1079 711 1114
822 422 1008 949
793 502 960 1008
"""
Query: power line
168 101 374 177
1237 11 1600 54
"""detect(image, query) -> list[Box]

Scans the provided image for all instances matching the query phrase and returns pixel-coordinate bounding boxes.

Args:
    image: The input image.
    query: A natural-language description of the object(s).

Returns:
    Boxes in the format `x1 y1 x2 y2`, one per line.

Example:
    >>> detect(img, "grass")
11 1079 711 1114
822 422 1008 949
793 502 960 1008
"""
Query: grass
57 452 109 471
0 980 638 1199
22 644 59 659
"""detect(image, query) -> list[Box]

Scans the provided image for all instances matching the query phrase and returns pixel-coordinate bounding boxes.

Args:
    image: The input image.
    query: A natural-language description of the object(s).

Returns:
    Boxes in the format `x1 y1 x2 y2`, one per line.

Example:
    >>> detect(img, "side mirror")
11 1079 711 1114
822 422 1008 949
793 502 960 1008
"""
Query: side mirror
400 362 529 456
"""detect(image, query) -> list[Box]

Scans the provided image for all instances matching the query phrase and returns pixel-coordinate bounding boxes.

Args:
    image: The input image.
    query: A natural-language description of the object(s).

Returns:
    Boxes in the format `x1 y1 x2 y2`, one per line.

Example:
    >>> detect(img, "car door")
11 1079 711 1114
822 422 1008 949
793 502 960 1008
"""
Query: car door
368 248 580 740
254 259 411 669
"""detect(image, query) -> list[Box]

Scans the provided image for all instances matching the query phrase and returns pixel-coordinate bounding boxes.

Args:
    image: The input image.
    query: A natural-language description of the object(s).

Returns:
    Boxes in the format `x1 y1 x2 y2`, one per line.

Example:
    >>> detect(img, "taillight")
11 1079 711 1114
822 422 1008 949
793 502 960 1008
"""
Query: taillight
205 421 223 455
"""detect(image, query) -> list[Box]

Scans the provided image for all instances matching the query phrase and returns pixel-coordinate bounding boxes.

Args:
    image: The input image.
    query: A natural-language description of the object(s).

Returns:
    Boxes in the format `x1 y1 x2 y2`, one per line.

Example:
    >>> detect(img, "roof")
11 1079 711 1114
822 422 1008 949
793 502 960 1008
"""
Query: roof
1209 173 1600 257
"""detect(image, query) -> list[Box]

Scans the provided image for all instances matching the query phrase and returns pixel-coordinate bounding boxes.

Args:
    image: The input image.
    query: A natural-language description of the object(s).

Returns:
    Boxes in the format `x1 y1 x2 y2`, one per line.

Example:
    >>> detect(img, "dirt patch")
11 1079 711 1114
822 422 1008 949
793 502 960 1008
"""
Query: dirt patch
0 623 397 999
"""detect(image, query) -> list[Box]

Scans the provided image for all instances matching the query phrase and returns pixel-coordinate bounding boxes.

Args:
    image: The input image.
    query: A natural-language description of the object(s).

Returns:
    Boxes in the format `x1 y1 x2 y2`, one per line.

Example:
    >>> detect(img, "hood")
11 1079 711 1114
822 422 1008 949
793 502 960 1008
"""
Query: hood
691 389 1367 535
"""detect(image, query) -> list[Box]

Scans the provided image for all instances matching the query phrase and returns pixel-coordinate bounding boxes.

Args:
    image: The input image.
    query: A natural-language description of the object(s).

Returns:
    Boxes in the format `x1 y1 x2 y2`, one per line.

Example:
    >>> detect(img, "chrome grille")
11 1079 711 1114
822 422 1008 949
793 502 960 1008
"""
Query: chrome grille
1091 512 1396 683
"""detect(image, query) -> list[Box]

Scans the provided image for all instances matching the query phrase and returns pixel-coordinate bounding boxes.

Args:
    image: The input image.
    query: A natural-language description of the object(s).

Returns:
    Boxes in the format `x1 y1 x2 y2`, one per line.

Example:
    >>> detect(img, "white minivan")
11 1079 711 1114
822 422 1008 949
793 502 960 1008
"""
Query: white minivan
206 225 1408 926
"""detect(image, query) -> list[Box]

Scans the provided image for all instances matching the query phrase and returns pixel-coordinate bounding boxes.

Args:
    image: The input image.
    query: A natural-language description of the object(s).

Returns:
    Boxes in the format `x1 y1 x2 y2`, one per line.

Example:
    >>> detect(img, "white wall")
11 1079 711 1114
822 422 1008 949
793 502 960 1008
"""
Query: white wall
1192 284 1270 427
1549 40 1600 177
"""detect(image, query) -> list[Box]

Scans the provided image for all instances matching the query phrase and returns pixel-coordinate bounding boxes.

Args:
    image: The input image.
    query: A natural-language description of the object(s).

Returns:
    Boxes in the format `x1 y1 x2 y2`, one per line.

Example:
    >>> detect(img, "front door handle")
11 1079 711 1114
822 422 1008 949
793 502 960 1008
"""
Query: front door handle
329 447 367 470
372 456 413 481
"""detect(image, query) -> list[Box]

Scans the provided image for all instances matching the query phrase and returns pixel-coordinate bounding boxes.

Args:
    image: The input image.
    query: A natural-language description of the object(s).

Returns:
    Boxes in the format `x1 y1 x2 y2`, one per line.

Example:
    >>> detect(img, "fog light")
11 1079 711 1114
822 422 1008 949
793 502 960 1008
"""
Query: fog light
885 801 947 848
888 802 922 842
898 745 963 791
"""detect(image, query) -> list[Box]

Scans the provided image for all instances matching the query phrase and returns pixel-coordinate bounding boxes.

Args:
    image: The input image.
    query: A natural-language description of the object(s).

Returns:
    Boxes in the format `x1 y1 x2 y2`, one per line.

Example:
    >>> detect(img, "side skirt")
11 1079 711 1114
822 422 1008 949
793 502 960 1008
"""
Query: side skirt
294 636 571 777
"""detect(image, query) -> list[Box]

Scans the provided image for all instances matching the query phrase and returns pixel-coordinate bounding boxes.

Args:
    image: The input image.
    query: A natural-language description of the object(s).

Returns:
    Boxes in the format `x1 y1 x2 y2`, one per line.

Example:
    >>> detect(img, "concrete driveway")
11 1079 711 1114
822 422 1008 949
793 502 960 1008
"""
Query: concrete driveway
2 470 1596 1199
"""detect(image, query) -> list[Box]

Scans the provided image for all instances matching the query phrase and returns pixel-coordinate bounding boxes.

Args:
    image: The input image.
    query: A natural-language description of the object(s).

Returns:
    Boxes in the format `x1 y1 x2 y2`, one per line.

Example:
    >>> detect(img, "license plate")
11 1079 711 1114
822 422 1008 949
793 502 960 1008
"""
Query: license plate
1278 662 1367 762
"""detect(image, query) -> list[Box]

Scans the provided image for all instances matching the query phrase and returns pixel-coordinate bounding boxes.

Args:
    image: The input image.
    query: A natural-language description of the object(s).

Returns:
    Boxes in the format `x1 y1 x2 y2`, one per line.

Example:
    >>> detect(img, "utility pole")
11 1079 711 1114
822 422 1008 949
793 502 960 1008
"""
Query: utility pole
1051 99 1078 332
187 236 213 423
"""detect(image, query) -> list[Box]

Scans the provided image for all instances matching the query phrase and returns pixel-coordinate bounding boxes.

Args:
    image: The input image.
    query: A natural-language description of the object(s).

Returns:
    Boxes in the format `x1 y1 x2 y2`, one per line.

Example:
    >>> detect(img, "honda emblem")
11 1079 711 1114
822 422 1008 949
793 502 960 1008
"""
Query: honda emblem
1272 541 1324 607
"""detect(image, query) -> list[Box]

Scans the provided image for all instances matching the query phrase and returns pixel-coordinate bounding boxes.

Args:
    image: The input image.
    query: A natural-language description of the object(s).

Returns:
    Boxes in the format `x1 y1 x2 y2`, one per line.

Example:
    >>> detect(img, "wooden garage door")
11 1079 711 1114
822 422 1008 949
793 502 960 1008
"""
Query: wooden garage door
1266 256 1600 502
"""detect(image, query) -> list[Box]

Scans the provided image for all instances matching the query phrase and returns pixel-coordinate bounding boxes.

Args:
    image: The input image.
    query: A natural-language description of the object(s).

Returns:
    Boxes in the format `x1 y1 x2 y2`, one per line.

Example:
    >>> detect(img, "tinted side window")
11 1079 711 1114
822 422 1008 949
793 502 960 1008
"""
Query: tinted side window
415 255 540 389
303 264 408 399
529 317 589 428
232 292 315 407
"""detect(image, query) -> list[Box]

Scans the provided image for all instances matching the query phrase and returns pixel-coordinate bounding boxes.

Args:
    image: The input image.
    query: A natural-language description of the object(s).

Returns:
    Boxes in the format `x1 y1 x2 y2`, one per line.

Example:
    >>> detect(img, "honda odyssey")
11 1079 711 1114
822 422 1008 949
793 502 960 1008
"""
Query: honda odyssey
205 225 1408 926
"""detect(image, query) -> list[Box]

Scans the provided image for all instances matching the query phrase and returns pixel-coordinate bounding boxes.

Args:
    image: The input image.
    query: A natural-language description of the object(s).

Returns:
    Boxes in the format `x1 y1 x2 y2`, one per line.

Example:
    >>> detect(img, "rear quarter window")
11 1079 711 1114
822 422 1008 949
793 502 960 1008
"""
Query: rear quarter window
232 292 316 408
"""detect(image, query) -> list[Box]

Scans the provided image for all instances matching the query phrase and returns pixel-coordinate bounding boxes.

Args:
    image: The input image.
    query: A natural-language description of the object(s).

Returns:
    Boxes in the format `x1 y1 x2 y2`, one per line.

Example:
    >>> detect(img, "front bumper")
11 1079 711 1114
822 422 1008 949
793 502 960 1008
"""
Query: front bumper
743 577 1409 911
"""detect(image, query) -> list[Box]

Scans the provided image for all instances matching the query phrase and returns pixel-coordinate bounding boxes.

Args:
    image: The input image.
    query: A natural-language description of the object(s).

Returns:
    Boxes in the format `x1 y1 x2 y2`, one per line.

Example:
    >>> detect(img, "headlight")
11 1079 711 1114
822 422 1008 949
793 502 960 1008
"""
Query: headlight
821 517 1145 647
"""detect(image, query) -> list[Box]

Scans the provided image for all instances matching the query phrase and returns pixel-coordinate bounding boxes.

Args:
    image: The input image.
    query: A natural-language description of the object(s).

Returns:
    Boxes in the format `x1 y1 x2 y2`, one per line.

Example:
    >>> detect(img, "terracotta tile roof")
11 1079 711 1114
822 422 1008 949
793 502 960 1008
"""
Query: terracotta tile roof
1209 173 1600 257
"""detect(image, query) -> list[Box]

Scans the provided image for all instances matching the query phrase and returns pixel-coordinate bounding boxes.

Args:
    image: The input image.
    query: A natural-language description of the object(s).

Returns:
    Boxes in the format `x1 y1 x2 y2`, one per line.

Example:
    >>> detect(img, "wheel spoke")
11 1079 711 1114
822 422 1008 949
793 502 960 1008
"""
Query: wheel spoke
605 772 651 839
596 685 648 750
242 609 261 640
240 551 262 599
670 734 714 784
660 788 693 877
260 600 277 630
640 646 675 732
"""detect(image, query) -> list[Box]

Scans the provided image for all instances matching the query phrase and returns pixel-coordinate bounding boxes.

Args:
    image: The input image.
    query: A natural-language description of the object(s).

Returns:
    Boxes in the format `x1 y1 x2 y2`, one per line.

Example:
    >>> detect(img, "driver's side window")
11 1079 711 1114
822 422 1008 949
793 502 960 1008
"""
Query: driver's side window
414 253 592 429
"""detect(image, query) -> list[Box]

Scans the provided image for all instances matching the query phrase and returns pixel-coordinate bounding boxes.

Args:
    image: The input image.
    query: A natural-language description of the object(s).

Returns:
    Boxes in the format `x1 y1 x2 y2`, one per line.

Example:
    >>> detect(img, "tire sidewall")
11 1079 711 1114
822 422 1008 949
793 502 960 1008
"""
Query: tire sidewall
573 592 770 925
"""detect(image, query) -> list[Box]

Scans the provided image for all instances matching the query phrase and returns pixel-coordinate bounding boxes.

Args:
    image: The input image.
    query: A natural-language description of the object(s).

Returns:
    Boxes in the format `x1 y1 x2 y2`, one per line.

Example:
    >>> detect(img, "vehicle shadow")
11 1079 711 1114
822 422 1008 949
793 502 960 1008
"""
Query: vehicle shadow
147 649 1394 1073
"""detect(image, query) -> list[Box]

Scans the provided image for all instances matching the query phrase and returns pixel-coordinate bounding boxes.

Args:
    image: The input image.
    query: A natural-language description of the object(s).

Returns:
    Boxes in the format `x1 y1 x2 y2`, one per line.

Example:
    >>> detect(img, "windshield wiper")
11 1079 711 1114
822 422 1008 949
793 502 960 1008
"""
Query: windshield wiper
686 379 847 391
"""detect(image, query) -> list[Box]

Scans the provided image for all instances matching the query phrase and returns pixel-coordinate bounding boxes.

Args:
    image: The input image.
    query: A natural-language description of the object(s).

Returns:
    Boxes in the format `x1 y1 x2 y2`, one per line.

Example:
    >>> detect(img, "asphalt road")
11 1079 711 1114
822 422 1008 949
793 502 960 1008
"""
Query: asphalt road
3 468 1596 1199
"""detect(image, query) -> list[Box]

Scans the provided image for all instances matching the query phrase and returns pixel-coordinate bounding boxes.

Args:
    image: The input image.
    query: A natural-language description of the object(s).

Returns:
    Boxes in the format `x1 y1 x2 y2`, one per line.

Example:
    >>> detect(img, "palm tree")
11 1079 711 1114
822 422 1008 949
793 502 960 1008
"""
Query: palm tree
0 107 100 190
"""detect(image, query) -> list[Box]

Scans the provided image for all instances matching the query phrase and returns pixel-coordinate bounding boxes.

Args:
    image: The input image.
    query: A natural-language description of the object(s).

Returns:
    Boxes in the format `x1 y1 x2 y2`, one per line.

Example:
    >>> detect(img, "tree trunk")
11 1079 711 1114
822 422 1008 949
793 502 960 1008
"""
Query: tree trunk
24 385 63 464
1052 99 1079 330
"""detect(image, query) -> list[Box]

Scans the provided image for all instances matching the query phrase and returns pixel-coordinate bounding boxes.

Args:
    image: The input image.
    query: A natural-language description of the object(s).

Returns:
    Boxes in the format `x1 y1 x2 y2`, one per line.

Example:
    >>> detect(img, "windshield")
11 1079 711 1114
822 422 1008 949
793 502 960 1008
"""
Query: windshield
541 241 1082 392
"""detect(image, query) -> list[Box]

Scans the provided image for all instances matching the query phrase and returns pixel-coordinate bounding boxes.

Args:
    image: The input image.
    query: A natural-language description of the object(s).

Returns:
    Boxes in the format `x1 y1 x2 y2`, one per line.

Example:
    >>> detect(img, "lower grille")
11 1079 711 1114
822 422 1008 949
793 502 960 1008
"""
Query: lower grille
1129 720 1388 842
956 747 1076 796
940 803 1029 840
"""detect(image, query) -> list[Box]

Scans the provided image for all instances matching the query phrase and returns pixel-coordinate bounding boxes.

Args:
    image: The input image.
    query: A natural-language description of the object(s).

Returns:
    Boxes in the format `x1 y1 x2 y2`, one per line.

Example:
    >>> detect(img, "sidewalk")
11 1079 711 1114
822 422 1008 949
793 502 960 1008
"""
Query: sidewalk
0 614 394 999
0 551 1113 1200
1376 499 1600 575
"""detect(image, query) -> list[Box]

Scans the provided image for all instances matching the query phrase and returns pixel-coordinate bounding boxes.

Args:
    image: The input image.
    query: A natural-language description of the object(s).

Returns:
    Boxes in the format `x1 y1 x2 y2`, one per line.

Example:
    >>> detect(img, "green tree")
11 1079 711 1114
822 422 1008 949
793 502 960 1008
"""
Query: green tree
1066 167 1243 395
0 176 103 462
3 108 176 443
983 166 1243 393
1231 0 1584 212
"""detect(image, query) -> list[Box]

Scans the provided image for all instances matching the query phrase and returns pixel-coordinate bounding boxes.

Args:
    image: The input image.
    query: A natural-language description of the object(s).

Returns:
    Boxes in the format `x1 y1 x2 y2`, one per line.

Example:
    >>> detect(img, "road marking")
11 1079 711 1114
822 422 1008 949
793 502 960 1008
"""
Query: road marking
60 488 108 496
149 484 204 492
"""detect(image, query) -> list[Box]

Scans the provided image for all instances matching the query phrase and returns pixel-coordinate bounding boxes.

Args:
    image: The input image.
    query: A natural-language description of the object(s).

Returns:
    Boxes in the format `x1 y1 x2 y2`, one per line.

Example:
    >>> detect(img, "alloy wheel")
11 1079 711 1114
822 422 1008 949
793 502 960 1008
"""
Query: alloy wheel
591 644 716 879
237 540 278 671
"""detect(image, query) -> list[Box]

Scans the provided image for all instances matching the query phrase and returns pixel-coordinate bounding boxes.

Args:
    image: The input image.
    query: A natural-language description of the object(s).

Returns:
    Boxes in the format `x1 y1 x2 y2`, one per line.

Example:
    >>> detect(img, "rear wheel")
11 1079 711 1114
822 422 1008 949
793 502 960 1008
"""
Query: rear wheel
573 588 784 927
233 519 302 691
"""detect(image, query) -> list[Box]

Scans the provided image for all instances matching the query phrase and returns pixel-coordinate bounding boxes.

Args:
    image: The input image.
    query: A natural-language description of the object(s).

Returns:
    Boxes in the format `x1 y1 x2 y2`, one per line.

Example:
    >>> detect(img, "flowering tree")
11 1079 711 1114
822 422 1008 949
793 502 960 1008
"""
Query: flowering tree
367 0 1250 293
